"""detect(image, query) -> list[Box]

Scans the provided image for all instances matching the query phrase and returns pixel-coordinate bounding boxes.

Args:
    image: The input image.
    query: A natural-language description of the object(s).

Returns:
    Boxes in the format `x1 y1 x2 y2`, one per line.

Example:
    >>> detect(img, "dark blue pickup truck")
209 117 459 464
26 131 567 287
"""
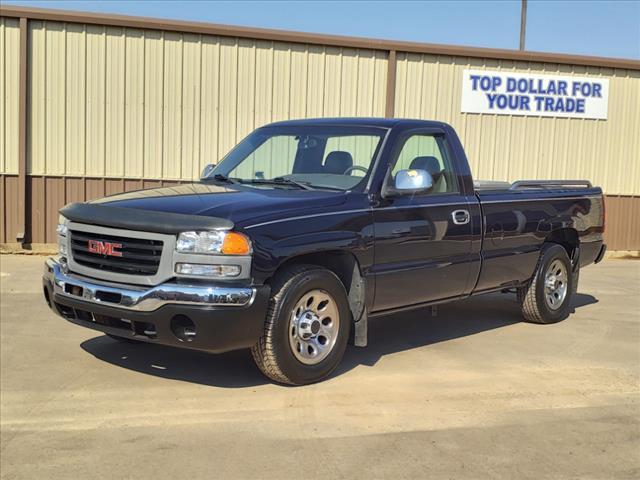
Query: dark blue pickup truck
43 118 606 385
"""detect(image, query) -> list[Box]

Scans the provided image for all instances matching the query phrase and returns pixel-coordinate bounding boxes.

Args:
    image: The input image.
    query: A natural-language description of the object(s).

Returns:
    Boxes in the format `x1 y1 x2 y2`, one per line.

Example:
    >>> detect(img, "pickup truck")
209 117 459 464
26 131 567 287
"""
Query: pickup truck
43 118 606 385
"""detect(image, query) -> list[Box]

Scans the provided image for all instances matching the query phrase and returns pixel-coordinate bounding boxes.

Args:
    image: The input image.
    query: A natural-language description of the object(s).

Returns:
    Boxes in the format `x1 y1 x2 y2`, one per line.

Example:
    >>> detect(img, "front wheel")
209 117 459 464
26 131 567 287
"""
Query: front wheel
251 265 351 385
519 245 574 324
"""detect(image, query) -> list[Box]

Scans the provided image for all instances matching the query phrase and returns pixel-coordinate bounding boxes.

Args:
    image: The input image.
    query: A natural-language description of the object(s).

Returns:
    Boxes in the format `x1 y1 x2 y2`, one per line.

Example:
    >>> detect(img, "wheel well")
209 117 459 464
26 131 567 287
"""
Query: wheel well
545 228 579 261
270 251 366 322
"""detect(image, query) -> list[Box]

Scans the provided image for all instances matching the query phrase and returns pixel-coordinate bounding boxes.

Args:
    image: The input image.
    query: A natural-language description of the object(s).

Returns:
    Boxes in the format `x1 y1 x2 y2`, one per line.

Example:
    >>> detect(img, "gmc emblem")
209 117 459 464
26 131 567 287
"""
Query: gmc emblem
87 240 123 257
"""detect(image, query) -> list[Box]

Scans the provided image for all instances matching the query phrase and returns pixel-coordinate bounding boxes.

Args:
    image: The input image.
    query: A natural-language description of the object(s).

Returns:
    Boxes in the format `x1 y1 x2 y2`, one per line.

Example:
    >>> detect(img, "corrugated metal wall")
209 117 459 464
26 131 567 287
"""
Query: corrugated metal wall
394 53 640 196
0 18 20 175
26 21 388 180
0 12 639 250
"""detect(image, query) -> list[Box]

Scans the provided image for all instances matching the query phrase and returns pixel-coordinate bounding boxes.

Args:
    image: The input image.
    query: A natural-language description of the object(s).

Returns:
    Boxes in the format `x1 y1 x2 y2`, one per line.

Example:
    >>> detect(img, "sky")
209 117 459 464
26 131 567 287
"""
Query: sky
3 0 639 60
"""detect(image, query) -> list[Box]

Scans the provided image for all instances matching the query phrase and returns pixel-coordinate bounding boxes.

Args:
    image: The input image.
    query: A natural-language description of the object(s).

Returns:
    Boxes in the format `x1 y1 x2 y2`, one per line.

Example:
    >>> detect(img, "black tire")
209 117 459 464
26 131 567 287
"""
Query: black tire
251 265 351 386
105 333 140 343
520 244 574 324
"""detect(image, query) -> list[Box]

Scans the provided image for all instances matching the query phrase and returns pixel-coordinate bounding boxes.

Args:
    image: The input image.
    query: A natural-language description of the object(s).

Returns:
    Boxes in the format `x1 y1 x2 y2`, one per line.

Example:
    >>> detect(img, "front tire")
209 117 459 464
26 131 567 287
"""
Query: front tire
520 244 574 324
251 265 351 385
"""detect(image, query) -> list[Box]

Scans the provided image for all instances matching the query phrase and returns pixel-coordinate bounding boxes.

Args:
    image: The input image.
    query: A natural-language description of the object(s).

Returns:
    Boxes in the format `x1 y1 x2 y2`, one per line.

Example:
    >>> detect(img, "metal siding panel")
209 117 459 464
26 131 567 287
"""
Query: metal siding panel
85 24 106 176
143 29 163 178
372 50 388 117
85 177 105 201
105 177 124 196
306 45 325 118
236 41 255 138
200 35 220 168
65 176 84 204
218 37 238 157
124 178 143 191
162 31 182 179
124 28 144 177
356 50 373 116
289 43 307 119
182 33 202 180
27 22 45 175
323 46 341 116
0 20 5 175
105 27 125 177
44 22 65 175
29 175 46 243
234 39 256 179
0 175 21 242
340 48 358 116
5 176 19 241
603 195 640 251
45 176 64 242
0 175 5 242
254 40 273 127
272 42 290 122
65 23 86 175
1 19 20 174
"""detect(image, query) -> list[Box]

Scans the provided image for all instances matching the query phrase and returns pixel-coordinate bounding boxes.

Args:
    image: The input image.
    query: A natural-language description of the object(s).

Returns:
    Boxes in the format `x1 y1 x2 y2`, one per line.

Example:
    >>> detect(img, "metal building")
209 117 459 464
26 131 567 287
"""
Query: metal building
1 6 639 250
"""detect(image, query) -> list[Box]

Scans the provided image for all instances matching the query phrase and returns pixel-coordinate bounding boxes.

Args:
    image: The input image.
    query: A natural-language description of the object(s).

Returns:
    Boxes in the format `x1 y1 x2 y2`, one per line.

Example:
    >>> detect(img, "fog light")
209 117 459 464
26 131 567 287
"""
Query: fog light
175 263 241 277
171 315 196 342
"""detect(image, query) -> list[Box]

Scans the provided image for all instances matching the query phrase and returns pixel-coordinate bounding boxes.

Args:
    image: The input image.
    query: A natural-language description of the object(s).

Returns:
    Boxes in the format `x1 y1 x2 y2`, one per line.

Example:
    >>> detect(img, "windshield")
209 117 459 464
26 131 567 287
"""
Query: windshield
207 125 387 191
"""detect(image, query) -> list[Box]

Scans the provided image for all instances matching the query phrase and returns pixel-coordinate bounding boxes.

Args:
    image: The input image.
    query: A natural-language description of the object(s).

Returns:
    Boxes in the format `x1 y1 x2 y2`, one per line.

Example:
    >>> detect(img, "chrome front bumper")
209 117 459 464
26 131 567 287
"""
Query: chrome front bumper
43 257 256 312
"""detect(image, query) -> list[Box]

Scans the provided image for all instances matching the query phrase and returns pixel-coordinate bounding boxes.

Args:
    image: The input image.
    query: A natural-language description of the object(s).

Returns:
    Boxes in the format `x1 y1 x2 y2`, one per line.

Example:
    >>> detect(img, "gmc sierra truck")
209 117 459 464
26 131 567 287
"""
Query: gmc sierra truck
43 118 606 385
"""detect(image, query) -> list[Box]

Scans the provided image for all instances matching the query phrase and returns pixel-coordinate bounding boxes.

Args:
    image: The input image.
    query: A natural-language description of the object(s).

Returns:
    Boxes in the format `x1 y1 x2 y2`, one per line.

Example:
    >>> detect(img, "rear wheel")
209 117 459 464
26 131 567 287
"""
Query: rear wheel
519 245 574 324
251 265 350 385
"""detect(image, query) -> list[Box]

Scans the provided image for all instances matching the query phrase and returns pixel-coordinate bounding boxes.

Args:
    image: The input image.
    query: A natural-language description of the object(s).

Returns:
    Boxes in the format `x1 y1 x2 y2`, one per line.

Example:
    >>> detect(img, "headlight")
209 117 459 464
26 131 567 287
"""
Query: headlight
57 216 69 256
176 231 251 255
56 215 68 236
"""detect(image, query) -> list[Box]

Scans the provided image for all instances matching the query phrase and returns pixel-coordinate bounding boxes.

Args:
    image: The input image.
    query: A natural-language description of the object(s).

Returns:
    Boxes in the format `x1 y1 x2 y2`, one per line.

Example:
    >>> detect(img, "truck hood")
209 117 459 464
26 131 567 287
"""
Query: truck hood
89 182 348 227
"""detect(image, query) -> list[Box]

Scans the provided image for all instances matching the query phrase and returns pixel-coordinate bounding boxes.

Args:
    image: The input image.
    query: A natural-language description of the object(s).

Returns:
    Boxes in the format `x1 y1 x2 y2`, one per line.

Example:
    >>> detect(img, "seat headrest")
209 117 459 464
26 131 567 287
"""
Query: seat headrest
324 151 353 174
409 156 442 176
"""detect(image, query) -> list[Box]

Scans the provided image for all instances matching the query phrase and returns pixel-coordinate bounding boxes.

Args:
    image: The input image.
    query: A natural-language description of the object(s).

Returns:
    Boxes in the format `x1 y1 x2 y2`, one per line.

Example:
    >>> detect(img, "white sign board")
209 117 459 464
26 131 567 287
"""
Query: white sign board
461 69 609 120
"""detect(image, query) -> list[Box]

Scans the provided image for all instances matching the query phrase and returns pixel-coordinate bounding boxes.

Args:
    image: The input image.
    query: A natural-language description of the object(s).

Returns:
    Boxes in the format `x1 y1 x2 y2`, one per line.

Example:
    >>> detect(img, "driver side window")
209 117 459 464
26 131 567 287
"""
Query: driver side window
391 134 457 194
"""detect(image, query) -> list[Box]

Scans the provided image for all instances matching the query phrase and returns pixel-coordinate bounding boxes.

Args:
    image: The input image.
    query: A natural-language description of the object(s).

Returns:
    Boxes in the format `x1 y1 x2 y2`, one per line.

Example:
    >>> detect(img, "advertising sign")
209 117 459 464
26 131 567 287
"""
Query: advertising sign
461 69 609 119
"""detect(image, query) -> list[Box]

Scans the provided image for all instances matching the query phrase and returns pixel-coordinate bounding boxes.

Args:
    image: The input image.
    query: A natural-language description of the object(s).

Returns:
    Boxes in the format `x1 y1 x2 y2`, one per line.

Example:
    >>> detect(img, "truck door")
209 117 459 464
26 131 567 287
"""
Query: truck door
371 131 477 312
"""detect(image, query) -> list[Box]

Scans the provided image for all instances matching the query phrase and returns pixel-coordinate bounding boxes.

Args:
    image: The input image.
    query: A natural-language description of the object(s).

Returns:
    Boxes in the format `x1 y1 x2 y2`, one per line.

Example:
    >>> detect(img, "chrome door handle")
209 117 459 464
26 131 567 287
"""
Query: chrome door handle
452 209 470 225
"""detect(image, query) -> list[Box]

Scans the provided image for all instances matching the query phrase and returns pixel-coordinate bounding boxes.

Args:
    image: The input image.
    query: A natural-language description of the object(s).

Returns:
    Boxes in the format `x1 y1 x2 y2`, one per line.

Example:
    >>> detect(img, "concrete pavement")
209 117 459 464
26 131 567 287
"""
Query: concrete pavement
1 255 639 479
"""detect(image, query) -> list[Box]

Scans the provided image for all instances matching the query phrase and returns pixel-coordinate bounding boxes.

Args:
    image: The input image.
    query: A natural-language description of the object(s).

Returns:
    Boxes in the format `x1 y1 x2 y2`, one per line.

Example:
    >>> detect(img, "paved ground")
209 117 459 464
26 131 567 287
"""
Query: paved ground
1 255 638 479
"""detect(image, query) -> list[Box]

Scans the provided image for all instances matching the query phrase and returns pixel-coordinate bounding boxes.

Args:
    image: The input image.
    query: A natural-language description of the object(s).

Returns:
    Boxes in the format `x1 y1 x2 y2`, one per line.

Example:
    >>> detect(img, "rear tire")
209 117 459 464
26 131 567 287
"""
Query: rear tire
519 245 574 324
251 265 351 385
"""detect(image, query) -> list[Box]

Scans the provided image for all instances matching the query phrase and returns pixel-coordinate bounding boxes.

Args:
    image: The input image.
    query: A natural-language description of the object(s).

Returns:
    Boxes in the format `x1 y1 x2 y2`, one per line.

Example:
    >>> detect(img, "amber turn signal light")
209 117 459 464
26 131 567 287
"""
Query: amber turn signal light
221 232 252 255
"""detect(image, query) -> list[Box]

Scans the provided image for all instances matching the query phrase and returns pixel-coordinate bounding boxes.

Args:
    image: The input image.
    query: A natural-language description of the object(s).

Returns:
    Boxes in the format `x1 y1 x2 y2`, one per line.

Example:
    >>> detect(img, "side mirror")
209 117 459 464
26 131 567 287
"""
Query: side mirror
383 169 434 197
200 164 216 179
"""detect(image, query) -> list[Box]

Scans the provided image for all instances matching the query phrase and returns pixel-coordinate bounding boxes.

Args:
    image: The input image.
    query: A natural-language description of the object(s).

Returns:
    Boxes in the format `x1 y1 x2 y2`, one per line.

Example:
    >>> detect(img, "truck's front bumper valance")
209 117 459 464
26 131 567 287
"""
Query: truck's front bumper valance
42 257 270 353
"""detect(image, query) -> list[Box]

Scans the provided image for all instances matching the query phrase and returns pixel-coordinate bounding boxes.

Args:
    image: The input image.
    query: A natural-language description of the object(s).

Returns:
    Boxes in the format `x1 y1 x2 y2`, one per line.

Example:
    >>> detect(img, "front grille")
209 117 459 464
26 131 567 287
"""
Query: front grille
69 230 163 276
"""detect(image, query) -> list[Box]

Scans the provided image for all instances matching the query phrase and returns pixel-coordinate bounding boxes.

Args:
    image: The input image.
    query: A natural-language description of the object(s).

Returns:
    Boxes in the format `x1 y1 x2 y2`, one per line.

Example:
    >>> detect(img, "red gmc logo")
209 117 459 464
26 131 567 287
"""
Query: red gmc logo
88 240 123 257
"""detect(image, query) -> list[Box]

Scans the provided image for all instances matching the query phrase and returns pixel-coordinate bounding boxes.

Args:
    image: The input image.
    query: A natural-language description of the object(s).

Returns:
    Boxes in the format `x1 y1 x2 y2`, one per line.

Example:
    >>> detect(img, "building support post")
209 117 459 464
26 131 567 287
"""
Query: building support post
17 17 28 244
385 49 397 118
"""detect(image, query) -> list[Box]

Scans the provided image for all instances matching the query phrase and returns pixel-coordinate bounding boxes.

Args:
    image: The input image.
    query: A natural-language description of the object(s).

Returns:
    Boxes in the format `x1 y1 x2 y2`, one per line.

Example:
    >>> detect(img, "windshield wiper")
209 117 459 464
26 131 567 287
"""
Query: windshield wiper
241 177 314 190
204 173 239 184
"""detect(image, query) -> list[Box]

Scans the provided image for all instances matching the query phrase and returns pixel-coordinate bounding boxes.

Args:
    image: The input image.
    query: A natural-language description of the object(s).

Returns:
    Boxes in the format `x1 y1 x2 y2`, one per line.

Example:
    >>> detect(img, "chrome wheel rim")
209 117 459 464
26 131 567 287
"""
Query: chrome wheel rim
288 289 340 365
544 259 568 310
